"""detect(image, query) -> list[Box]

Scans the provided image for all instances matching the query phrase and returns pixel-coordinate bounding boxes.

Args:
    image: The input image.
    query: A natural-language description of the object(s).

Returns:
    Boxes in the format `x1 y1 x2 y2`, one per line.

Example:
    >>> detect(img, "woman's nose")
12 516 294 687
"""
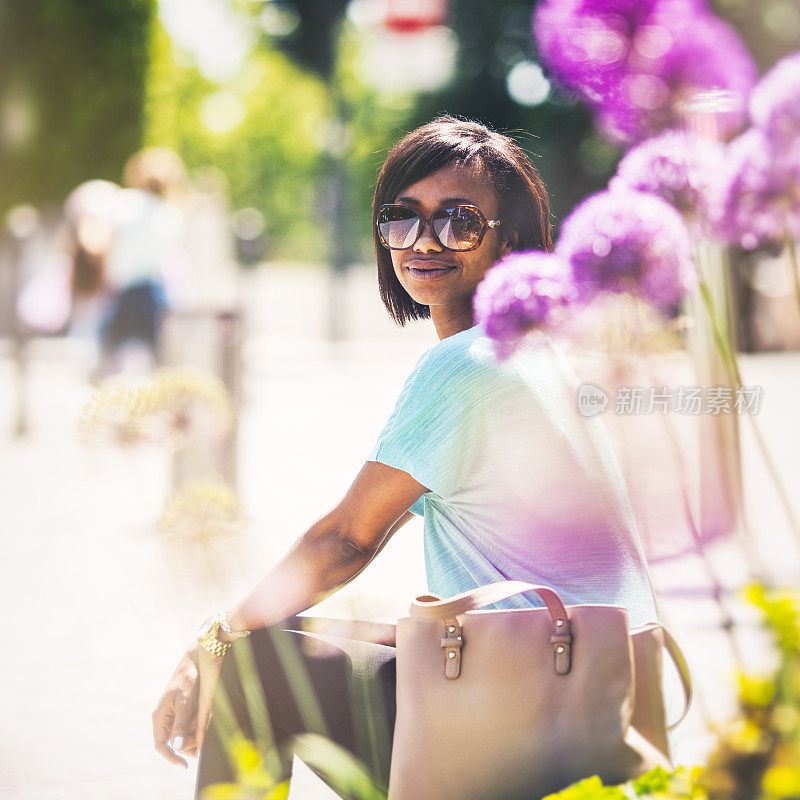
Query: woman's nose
412 218 443 253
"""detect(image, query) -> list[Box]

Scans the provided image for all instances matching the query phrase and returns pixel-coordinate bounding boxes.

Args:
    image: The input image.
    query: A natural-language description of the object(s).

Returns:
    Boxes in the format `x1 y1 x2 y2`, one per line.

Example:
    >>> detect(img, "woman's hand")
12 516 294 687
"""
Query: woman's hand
152 643 224 767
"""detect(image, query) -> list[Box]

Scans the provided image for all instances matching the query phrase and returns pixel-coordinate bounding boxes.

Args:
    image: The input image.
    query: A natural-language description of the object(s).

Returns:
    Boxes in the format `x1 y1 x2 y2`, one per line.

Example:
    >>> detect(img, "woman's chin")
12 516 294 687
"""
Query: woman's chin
404 284 451 306
409 291 441 308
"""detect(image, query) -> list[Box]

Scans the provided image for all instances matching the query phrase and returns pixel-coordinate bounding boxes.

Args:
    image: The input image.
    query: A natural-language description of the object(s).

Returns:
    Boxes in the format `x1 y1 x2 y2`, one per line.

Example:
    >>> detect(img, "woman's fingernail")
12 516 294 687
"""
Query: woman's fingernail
172 735 184 750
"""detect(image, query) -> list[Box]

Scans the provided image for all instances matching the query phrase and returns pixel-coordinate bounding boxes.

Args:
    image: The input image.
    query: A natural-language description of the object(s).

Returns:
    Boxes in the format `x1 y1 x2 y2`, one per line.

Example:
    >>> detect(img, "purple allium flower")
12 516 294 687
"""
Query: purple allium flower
556 188 697 311
750 52 800 147
533 0 643 105
473 251 576 359
533 0 756 144
717 128 800 249
611 130 728 232
594 11 756 143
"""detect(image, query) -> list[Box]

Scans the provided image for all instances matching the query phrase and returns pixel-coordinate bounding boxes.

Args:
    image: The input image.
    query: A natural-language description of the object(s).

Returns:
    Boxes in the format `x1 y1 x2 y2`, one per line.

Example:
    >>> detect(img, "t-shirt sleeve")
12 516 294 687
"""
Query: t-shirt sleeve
409 496 425 516
366 344 485 500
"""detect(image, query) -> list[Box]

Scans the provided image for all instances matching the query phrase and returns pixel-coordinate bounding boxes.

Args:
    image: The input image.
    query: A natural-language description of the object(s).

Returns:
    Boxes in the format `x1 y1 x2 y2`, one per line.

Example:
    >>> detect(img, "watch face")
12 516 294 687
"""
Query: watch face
197 614 218 639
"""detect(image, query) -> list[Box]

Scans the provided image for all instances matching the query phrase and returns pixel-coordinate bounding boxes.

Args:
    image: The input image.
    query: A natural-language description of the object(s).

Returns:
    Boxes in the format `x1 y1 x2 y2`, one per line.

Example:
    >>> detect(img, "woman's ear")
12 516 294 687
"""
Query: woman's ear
500 224 519 256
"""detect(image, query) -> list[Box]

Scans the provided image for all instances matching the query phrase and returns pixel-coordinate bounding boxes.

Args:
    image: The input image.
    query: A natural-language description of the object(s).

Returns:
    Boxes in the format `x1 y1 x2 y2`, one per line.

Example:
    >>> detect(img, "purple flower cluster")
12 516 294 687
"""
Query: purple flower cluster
750 52 800 146
555 188 697 311
716 51 800 249
475 191 701 355
473 251 576 358
611 130 727 231
533 0 757 143
717 128 800 250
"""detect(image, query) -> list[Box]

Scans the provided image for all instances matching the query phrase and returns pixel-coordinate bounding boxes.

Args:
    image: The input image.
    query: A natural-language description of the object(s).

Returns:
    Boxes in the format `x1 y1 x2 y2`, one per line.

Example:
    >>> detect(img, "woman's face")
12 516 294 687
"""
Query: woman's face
388 163 516 319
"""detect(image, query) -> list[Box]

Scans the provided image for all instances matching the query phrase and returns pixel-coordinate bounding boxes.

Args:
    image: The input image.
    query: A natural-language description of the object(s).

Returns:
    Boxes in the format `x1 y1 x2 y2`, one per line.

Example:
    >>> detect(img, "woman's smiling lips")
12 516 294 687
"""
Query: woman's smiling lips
405 259 457 280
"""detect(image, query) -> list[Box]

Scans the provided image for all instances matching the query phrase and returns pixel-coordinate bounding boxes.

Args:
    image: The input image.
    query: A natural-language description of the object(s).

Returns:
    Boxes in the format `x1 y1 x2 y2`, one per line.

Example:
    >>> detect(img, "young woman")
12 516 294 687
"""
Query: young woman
152 115 660 798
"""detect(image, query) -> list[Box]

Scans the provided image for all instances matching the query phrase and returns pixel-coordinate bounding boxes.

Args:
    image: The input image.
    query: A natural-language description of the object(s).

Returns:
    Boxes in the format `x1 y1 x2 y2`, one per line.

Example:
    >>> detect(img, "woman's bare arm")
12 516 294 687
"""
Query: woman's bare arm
153 460 425 765
226 460 426 631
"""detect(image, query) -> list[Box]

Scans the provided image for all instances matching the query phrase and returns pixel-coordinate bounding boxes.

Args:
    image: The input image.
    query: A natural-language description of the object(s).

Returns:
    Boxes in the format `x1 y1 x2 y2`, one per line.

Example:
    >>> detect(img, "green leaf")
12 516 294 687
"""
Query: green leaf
292 733 387 800
541 775 629 800
631 766 673 794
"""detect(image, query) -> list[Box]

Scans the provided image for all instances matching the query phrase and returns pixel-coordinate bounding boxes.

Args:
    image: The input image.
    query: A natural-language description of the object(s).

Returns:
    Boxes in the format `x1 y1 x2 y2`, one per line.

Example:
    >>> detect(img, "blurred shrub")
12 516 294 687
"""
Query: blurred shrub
701 585 800 800
79 366 234 448
159 479 245 540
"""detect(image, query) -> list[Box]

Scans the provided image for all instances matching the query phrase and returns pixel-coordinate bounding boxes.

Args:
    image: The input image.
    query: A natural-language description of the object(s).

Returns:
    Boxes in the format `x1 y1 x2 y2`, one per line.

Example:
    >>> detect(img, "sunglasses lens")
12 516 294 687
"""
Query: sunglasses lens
378 206 421 249
432 207 484 250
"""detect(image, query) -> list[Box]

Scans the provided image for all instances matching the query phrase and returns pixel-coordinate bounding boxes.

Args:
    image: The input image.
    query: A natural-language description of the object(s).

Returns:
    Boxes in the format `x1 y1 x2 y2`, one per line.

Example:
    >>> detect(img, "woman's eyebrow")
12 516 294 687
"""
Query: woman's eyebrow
395 195 474 206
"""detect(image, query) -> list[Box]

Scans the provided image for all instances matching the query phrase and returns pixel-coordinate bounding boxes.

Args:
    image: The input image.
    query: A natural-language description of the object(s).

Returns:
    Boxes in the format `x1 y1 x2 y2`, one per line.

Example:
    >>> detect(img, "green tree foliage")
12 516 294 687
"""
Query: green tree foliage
330 24 419 262
0 0 155 215
144 16 415 262
145 21 331 261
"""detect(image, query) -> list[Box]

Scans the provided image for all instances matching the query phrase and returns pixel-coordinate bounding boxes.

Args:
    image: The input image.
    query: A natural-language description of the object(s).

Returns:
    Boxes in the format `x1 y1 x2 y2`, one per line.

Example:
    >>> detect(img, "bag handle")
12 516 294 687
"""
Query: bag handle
410 581 573 678
661 626 693 732
411 581 694 730
411 580 570 623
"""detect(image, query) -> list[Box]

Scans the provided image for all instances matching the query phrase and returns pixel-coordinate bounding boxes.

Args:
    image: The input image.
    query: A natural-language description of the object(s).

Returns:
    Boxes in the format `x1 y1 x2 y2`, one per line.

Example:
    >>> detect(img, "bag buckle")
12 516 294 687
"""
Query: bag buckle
441 618 464 679
550 617 572 675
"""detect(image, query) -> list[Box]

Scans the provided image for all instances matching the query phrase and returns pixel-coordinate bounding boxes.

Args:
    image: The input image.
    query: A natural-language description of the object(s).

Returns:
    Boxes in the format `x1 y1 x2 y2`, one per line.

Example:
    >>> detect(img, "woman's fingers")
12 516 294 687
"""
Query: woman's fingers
157 740 188 768
172 714 199 754
152 707 188 768
169 694 197 754
153 647 202 767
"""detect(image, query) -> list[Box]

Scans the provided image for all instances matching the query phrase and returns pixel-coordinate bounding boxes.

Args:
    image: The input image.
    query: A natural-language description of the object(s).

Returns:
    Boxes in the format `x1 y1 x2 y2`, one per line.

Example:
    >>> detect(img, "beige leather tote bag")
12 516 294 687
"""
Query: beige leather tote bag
388 580 692 800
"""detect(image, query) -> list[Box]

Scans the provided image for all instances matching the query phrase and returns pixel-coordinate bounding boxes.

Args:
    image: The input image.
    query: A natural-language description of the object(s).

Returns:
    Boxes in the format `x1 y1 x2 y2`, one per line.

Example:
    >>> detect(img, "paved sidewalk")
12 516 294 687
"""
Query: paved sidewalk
1 263 798 799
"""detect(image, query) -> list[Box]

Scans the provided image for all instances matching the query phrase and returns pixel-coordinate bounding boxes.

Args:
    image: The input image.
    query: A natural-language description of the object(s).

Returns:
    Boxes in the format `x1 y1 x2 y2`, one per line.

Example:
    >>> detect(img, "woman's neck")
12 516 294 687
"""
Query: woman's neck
430 304 475 341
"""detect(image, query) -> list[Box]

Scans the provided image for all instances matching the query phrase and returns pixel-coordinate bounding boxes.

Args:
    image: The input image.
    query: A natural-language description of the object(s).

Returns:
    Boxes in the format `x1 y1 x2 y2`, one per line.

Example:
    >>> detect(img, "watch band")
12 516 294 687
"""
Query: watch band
197 612 251 658
220 611 252 640
198 623 230 658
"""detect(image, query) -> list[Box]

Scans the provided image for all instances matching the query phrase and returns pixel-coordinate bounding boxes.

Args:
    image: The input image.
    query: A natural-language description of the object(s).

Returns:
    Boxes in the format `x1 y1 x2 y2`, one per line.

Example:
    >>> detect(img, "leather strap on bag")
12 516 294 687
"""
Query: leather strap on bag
411 582 573 678
410 582 693 731
661 626 693 731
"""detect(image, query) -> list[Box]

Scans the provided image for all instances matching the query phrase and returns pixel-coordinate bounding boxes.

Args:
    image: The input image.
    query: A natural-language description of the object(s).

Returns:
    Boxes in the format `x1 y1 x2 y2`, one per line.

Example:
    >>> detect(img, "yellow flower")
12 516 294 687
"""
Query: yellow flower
762 765 800 798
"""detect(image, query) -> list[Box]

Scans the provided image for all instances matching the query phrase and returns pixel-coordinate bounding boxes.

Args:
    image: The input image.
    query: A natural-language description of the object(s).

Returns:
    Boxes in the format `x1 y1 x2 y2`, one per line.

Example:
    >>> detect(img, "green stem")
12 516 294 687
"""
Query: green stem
649 363 748 663
698 277 800 552
788 240 800 318
698 279 739 382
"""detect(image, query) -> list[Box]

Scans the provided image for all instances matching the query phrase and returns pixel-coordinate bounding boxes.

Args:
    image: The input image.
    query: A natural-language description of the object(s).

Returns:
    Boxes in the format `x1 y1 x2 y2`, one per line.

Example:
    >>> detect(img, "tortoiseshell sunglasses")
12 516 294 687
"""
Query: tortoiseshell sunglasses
376 203 502 252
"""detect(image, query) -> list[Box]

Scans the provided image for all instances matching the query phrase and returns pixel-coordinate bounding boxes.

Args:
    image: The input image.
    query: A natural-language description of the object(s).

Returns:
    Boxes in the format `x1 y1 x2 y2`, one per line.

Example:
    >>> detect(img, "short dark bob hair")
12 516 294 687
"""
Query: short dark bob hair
372 114 553 326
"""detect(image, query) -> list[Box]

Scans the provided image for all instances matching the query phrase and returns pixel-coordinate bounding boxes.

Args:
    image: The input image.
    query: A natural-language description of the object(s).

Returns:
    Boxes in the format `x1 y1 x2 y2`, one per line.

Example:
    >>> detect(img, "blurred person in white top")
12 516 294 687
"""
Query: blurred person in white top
95 147 187 377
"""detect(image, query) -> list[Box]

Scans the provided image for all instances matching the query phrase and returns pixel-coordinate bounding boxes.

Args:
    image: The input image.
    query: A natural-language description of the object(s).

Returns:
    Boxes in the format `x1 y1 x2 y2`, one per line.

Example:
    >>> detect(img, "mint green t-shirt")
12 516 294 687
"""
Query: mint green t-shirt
366 322 660 627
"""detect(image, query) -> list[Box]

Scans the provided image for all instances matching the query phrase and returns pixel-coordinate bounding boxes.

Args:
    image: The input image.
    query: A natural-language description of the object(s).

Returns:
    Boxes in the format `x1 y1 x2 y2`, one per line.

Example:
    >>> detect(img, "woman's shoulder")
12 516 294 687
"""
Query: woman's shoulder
411 324 498 390
415 323 556 386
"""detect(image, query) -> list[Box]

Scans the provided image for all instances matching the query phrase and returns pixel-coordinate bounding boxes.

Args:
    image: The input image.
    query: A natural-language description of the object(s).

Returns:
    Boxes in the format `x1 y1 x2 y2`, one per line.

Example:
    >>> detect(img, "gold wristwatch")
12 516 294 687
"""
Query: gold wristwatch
197 612 251 658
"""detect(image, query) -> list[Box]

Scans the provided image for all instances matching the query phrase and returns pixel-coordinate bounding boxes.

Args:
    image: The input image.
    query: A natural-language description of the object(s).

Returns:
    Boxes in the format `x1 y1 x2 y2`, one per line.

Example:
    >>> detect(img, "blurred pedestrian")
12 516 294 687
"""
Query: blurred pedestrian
17 179 118 344
95 147 187 377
